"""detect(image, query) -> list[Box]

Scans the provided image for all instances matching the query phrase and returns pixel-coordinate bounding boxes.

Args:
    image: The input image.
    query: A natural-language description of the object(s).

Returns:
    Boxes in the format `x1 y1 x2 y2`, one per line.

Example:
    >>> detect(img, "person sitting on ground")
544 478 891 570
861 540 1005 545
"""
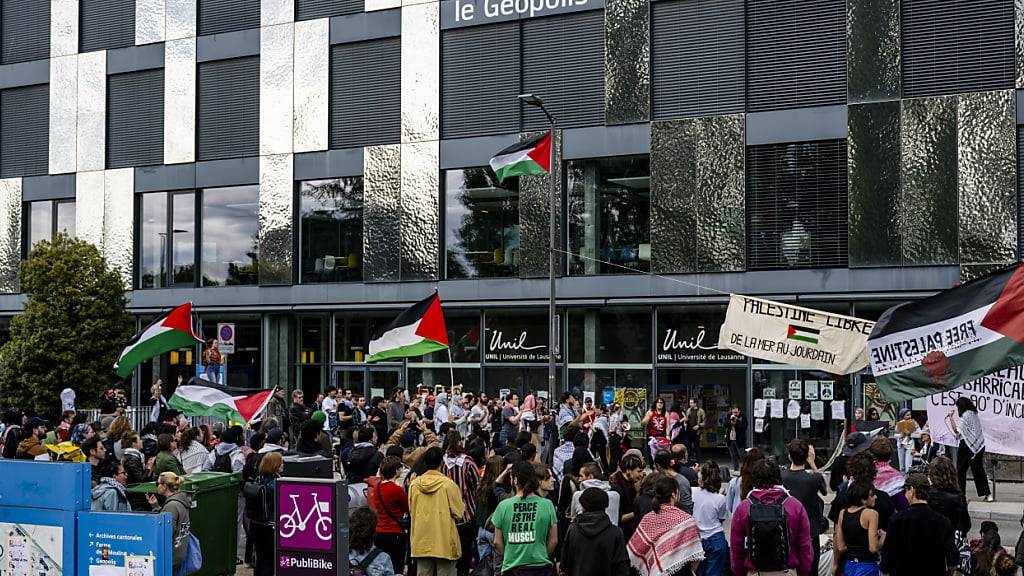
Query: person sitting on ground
350 507 396 576
969 521 1007 576
562 487 630 576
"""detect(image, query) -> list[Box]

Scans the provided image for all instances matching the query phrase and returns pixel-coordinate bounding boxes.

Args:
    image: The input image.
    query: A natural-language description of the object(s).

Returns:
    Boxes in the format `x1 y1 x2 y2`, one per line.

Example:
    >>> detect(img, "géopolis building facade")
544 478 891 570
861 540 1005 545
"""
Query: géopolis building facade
0 0 1018 455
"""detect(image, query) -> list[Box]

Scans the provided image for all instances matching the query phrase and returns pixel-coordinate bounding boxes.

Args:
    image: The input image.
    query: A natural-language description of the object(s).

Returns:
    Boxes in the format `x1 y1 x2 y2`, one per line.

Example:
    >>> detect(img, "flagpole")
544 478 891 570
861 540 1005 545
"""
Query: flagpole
447 346 457 393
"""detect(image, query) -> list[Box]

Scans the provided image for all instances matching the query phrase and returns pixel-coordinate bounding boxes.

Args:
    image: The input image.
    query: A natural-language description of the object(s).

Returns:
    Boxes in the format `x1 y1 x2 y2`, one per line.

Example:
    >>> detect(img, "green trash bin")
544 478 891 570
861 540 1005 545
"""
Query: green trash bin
128 471 242 576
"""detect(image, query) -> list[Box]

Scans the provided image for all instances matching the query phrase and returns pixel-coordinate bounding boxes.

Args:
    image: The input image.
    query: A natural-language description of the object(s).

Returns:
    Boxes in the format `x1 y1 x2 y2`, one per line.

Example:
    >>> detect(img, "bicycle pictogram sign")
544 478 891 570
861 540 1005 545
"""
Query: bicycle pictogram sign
276 483 335 551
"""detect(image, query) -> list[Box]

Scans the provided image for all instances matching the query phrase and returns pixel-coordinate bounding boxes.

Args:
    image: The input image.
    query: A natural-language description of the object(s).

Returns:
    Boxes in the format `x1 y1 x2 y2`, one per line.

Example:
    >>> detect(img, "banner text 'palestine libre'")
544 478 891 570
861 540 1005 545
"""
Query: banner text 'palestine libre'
727 298 873 368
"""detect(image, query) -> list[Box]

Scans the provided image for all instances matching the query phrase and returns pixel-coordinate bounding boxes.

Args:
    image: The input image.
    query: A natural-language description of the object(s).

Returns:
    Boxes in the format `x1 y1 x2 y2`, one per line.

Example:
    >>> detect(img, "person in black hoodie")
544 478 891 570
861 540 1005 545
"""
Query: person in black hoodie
561 487 630 576
344 426 383 484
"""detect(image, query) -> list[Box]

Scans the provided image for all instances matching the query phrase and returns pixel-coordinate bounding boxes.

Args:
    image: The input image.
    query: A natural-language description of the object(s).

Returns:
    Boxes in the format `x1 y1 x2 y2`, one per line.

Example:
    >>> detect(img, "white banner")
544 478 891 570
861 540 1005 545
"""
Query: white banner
718 294 875 374
926 367 1024 457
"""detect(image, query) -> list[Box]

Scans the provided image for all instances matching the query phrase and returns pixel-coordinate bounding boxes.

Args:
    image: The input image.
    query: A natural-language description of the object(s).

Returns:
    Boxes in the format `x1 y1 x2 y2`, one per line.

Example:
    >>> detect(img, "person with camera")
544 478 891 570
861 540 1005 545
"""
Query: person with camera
725 406 747 472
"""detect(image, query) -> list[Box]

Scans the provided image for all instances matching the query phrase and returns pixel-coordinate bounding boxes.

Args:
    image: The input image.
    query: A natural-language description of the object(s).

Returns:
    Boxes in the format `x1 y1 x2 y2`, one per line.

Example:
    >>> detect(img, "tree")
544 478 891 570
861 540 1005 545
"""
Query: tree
0 234 134 417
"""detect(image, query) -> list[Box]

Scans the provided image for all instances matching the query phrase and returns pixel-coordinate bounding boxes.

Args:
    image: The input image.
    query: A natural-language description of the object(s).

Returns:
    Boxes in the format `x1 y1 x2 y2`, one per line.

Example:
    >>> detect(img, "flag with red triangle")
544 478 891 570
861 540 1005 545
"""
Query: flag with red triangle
867 263 1024 400
115 302 203 378
367 293 449 363
169 381 274 424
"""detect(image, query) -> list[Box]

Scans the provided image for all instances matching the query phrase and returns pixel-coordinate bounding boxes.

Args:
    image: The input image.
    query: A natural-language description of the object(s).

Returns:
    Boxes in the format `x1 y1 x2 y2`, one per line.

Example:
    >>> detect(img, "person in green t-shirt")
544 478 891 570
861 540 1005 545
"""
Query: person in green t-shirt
492 461 558 575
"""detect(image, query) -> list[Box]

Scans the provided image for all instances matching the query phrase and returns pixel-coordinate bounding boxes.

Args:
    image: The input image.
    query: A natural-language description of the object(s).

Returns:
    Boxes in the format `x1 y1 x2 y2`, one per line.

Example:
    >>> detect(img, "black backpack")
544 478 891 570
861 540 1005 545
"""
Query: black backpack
746 493 789 570
211 449 234 473
349 548 383 576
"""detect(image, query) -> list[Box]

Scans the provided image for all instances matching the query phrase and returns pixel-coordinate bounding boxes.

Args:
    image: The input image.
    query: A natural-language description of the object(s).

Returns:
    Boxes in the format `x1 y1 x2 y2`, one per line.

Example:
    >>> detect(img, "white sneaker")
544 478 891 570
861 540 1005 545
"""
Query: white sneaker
984 495 995 503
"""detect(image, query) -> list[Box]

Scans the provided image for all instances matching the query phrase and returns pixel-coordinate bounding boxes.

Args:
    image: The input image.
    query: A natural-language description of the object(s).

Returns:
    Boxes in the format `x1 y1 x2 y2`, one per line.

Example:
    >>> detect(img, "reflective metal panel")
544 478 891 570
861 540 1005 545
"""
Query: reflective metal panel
848 101 901 265
260 23 294 156
401 2 440 143
848 0 900 102
50 0 79 57
519 130 562 278
367 0 402 10
1018 0 1024 87
900 96 958 265
363 144 402 282
400 141 439 280
293 18 329 153
259 153 294 285
164 37 196 164
104 169 135 288
958 90 1017 269
605 0 650 124
136 0 166 45
166 0 197 40
77 51 107 173
262 0 294 25
49 55 78 174
0 178 22 294
75 170 105 247
650 116 744 273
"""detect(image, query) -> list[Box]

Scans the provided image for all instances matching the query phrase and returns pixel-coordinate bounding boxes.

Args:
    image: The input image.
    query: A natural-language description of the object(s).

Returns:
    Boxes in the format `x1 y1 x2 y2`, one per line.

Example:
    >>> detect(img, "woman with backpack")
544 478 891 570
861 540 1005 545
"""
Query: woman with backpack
246 451 283 576
833 481 882 576
350 507 396 576
147 472 192 576
627 475 704 576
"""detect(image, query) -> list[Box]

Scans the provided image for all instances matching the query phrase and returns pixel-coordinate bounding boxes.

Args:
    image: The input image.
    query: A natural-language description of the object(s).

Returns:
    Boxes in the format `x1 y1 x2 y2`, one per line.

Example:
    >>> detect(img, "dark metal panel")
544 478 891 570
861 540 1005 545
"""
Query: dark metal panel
107 69 165 169
0 84 49 178
299 0 363 20
329 38 400 149
134 164 198 192
651 0 744 119
107 42 166 74
2 0 50 64
80 0 136 53
197 57 260 161
902 0 1015 98
0 59 49 90
745 0 845 112
23 174 75 201
746 139 849 270
562 123 650 159
196 29 261 63
441 22 520 138
440 134 519 168
521 11 605 130
329 10 401 44
847 0 900 102
605 0 649 124
198 0 260 36
195 156 259 187
745 105 847 145
294 148 365 180
847 102 901 266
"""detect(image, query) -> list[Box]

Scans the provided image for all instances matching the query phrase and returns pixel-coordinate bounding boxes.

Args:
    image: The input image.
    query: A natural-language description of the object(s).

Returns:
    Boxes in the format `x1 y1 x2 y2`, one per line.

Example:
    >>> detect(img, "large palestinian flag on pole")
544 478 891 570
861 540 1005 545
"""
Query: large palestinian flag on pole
367 293 449 363
867 263 1024 401
169 382 274 424
489 132 551 183
115 302 202 378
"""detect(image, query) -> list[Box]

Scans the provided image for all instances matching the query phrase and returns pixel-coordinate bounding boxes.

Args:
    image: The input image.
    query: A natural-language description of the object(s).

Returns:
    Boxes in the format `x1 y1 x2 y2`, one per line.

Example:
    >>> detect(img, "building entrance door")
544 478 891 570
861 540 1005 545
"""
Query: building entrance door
332 365 403 400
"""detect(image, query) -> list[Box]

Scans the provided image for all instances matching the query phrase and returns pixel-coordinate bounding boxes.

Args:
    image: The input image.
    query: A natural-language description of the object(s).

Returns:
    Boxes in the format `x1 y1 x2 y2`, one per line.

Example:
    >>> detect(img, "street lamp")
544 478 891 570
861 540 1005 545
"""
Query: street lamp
519 93 558 403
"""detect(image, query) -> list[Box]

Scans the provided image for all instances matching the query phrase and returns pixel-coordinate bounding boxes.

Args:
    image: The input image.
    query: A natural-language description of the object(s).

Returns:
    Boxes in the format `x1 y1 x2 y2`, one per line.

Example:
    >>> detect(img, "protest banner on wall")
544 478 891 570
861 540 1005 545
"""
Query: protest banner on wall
718 294 874 373
926 366 1024 457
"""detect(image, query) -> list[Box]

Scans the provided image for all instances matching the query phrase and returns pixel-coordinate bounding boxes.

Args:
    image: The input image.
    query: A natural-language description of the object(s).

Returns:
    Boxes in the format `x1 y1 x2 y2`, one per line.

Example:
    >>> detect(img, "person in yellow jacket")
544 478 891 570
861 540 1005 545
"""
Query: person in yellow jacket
409 446 466 576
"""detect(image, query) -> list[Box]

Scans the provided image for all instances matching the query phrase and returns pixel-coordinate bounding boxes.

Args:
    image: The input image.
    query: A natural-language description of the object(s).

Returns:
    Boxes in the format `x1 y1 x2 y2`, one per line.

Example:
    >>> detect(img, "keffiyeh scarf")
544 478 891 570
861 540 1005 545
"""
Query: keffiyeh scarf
874 461 905 496
628 506 704 576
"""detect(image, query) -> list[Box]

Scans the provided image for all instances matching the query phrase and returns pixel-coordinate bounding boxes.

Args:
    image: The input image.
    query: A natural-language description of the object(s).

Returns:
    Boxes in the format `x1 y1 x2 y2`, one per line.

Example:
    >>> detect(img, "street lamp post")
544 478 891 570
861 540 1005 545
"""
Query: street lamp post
519 94 558 402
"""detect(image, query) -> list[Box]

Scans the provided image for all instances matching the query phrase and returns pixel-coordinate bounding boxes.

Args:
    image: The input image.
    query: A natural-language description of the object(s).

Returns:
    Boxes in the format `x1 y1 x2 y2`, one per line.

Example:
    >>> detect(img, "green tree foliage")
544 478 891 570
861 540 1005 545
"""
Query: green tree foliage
0 234 134 417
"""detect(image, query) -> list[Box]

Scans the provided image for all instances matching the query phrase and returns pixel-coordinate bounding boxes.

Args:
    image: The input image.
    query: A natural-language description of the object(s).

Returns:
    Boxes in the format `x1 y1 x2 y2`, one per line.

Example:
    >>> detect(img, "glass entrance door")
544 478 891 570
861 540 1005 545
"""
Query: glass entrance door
333 365 403 399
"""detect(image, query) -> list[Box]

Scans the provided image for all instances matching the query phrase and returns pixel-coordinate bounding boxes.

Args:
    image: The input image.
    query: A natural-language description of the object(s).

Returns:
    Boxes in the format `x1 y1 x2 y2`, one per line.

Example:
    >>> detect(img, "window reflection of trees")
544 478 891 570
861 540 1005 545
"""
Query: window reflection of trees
299 178 364 283
445 168 520 279
201 185 259 286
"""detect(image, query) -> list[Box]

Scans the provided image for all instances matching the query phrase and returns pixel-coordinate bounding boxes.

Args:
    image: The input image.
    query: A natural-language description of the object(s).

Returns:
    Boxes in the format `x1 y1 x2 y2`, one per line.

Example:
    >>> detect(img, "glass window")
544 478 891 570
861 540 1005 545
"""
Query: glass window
567 307 652 364
483 309 562 364
201 185 259 286
567 156 650 275
657 368 747 448
299 178 364 283
25 199 76 254
200 315 261 389
334 312 396 363
751 368 851 463
483 367 562 402
656 305 746 365
138 192 195 289
422 310 481 363
445 168 520 279
408 368 481 394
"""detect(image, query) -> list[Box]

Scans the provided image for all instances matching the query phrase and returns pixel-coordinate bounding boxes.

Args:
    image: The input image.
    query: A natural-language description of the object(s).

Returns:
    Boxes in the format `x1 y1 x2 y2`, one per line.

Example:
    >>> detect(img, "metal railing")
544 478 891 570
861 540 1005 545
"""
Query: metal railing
80 406 223 431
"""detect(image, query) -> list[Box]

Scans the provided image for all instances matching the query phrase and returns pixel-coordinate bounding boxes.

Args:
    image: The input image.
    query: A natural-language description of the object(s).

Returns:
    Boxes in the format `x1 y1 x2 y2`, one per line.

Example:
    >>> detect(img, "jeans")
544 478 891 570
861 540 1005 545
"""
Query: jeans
376 532 409 575
897 445 913 473
687 430 701 464
727 440 743 472
843 560 880 576
696 531 728 576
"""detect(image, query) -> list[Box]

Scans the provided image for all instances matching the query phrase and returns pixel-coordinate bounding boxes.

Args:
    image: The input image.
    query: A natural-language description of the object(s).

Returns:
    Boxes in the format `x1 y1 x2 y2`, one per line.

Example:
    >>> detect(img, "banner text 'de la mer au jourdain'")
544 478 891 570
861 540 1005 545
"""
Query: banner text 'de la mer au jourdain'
927 366 1024 457
718 294 874 374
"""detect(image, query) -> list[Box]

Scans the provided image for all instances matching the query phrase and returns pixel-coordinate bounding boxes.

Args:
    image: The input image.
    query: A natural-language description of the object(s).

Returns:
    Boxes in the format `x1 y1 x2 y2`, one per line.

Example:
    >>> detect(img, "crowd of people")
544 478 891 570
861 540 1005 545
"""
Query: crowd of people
0 383 1021 576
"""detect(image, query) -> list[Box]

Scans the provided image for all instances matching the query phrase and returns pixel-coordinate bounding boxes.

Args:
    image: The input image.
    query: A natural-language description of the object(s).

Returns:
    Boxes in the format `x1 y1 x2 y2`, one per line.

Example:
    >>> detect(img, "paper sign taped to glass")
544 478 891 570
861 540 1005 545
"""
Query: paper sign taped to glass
718 294 875 374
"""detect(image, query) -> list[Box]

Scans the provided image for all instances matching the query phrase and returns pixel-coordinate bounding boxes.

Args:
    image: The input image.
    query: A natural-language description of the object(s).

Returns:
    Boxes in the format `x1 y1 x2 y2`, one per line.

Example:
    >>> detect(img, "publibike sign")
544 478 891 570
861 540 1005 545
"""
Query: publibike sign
276 479 348 576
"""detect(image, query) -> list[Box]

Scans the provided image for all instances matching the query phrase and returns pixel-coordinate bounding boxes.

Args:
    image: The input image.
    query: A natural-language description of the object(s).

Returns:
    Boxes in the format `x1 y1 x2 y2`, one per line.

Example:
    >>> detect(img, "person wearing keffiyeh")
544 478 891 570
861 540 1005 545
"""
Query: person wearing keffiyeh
91 460 131 512
627 476 704 576
949 396 993 501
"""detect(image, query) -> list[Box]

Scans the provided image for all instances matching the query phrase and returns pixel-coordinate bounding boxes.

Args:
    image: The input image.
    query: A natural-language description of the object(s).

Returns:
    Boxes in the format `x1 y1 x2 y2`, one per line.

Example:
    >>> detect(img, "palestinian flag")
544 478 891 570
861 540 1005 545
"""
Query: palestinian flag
489 132 551 183
115 302 202 378
169 381 274 424
867 263 1024 401
787 325 820 345
367 293 449 363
